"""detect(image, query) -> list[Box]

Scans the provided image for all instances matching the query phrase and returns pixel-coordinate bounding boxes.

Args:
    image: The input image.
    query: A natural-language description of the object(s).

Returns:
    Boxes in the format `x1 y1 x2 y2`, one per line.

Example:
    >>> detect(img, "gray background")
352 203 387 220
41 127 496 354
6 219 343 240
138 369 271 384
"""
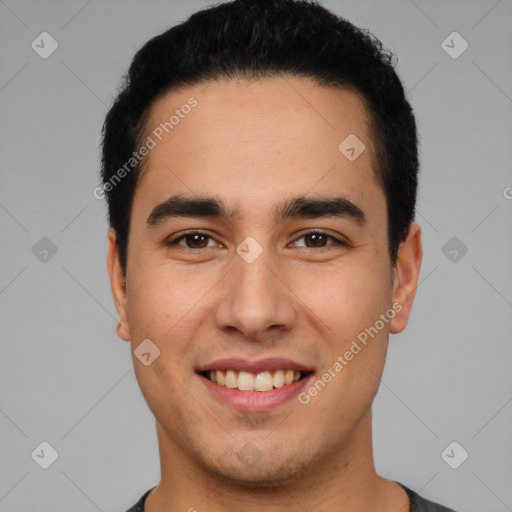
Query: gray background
1 0 511 511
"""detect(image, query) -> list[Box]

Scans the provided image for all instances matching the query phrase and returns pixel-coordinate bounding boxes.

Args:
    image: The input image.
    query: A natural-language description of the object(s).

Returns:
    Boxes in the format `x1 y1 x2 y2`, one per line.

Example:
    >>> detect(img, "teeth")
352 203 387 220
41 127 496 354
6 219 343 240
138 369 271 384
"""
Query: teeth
206 369 307 391
216 370 225 386
238 371 254 391
225 369 237 388
273 369 285 388
254 371 273 391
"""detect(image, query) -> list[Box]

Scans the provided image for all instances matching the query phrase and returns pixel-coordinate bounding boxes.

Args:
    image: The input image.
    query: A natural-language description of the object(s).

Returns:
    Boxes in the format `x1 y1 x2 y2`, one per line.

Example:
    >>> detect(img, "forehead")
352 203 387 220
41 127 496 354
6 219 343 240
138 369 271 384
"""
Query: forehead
135 76 383 220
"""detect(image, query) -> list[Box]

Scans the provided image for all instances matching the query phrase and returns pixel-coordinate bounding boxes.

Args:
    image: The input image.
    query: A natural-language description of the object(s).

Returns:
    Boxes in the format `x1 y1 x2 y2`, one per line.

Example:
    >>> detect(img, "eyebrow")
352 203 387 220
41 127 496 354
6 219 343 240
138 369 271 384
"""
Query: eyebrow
146 194 366 227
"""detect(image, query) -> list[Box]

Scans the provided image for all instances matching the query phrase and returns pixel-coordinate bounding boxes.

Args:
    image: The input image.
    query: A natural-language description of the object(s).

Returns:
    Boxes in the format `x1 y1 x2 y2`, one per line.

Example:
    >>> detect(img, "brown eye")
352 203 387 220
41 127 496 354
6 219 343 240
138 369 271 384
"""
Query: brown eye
183 233 209 248
304 232 329 248
167 231 217 249
291 230 345 249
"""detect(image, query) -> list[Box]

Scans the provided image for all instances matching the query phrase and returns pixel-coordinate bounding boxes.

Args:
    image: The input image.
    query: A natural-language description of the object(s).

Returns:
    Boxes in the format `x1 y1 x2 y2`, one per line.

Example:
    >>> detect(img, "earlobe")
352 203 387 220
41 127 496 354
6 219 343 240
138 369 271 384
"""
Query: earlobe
116 322 131 341
389 222 422 334
107 229 131 342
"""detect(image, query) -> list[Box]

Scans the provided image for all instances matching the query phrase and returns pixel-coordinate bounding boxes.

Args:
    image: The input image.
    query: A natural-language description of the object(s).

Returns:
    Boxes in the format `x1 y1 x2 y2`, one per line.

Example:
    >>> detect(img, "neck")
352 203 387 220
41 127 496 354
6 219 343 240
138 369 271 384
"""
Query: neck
145 411 407 512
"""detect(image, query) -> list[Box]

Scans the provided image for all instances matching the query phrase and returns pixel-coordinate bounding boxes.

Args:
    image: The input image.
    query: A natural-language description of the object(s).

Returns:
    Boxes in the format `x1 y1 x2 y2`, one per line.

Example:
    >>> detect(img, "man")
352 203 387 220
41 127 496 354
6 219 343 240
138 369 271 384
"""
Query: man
100 0 456 510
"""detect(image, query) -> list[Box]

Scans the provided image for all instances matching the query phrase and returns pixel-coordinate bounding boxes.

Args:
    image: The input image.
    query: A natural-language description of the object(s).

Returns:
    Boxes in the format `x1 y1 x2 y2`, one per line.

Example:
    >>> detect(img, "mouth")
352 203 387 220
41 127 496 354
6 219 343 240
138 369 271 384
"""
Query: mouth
196 358 315 411
200 368 312 392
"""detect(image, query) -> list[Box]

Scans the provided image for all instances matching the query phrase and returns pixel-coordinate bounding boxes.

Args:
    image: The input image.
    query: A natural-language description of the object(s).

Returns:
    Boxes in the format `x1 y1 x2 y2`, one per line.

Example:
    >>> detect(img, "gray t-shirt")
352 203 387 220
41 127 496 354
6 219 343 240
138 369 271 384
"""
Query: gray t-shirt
125 483 457 511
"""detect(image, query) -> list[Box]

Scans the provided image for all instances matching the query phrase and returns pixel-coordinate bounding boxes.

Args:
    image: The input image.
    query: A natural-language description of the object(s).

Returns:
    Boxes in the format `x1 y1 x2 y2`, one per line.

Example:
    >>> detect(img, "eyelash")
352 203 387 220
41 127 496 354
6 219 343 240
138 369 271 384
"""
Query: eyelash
166 230 347 251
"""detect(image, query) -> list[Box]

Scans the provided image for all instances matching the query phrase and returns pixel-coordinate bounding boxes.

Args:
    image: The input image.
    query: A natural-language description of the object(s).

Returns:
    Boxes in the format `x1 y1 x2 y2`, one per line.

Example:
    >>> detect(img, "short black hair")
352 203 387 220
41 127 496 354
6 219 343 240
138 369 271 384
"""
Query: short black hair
101 0 418 274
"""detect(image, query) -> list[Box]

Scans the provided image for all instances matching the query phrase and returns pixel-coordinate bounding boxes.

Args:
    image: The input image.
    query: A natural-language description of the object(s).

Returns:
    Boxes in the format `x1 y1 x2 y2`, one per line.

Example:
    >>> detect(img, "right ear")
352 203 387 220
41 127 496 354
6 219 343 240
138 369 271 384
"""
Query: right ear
107 229 131 342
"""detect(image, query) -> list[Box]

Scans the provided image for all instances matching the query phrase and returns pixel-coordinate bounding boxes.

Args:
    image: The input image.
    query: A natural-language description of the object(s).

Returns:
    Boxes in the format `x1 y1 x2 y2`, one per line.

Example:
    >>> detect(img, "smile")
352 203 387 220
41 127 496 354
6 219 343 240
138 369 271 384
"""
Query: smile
202 369 309 392
196 358 315 411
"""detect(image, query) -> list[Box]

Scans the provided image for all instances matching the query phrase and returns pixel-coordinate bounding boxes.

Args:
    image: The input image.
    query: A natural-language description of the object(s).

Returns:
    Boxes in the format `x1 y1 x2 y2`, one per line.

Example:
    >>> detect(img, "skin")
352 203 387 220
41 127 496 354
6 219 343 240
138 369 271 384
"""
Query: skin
107 75 422 512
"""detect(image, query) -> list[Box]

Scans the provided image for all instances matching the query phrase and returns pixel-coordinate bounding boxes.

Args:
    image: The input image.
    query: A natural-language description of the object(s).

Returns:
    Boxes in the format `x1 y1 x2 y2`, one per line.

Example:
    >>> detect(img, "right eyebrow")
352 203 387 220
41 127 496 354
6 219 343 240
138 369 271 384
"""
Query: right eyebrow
146 195 233 227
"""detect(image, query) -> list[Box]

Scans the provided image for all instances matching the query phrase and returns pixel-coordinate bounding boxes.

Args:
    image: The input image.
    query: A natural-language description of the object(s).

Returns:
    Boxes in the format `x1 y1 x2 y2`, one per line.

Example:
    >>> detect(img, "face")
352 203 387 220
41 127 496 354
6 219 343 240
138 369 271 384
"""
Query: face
108 76 422 486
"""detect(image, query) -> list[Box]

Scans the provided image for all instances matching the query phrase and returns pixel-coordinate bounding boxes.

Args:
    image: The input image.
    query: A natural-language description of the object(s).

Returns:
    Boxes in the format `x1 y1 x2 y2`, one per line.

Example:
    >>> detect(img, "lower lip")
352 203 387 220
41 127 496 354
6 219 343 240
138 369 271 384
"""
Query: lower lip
198 373 314 412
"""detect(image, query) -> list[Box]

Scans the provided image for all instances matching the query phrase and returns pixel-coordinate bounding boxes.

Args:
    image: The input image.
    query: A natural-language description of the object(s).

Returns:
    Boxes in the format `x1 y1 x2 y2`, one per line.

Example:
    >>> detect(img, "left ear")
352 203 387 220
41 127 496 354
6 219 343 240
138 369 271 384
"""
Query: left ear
389 222 422 334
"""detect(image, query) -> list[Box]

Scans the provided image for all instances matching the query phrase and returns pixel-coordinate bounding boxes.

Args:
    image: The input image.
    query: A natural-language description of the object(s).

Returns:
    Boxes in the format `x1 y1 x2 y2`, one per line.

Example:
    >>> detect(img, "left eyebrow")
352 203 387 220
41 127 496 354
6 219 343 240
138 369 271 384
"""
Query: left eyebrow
273 195 366 225
146 194 366 227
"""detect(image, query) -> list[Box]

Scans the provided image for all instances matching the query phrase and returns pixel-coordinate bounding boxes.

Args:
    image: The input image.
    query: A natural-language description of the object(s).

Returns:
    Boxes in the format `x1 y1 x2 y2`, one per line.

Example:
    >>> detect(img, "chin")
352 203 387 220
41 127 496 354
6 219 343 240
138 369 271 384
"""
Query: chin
211 462 306 489
193 441 318 489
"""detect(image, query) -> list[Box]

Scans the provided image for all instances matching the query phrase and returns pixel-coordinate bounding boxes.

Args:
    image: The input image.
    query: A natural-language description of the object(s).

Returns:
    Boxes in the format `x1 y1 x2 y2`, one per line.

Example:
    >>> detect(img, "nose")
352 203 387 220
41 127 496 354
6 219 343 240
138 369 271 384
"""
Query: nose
214 250 297 344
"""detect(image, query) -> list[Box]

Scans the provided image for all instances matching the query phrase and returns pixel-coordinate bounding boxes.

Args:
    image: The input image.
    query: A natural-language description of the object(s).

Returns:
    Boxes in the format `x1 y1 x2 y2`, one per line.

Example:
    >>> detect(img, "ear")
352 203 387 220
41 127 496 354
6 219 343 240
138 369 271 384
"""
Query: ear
107 229 131 342
389 222 423 334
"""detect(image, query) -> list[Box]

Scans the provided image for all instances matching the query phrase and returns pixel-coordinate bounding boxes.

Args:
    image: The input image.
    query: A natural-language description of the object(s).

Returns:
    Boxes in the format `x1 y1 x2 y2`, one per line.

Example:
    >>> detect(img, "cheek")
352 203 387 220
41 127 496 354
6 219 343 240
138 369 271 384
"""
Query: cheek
127 271 203 417
133 354 203 440
291 261 392 333
125 264 216 383
126 264 202 339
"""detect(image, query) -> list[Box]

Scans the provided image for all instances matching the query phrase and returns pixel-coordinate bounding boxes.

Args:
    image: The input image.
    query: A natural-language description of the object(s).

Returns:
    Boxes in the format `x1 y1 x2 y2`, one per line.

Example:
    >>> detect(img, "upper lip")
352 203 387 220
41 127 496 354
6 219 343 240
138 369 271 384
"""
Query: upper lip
196 357 314 374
